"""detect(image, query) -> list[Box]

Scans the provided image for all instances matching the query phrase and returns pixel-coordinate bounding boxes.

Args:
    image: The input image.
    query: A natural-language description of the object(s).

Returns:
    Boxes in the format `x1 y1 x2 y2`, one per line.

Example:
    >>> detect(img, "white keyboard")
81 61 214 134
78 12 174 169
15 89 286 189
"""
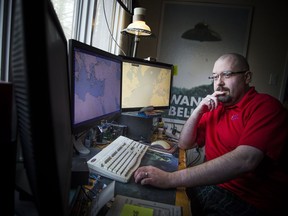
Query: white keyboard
87 136 149 183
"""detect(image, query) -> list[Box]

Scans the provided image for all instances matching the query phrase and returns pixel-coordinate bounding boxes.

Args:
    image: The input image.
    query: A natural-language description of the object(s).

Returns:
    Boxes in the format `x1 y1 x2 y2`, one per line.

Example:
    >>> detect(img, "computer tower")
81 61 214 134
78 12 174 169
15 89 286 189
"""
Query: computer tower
117 112 159 142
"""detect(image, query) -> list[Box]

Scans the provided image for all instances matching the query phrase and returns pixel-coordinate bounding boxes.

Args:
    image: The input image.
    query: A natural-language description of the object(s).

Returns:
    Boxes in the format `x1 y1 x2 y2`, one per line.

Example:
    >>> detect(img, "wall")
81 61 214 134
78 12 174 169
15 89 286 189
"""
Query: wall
136 0 288 101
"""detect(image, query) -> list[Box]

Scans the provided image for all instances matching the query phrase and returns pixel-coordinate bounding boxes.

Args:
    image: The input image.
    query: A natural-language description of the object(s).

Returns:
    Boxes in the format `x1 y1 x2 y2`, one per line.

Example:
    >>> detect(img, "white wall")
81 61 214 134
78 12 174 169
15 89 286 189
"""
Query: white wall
136 0 288 101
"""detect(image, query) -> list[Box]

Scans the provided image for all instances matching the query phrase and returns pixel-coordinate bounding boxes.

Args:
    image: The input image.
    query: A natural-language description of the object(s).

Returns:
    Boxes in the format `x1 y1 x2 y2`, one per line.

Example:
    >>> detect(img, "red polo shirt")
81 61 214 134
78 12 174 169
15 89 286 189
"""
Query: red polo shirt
196 87 288 213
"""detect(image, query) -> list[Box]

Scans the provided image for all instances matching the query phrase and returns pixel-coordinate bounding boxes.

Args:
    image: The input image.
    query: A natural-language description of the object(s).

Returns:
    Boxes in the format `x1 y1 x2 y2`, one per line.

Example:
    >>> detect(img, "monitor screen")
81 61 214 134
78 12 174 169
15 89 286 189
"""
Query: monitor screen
11 0 72 215
121 56 173 111
69 39 122 135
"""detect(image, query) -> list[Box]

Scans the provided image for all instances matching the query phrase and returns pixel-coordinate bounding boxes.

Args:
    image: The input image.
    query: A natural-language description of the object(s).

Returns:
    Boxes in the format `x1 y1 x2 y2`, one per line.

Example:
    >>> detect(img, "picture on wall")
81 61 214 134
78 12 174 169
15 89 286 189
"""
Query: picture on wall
157 1 253 128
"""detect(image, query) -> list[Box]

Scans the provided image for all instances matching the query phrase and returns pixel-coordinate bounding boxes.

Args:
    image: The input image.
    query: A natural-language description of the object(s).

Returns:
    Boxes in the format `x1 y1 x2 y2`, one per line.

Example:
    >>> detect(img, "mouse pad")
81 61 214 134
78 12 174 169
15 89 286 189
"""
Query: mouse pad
101 149 179 205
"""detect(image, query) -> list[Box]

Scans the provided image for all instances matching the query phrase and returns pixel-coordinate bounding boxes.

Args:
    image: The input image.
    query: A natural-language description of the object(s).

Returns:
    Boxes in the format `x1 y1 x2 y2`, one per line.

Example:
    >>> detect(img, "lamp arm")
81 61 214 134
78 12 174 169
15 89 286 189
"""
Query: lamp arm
132 35 140 58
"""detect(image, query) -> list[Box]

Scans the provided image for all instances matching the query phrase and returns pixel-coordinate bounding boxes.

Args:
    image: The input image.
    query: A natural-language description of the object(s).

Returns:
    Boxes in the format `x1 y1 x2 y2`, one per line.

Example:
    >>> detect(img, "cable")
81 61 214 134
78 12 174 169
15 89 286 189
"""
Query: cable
75 128 90 140
81 186 93 201
115 0 133 15
102 0 127 56
187 148 202 167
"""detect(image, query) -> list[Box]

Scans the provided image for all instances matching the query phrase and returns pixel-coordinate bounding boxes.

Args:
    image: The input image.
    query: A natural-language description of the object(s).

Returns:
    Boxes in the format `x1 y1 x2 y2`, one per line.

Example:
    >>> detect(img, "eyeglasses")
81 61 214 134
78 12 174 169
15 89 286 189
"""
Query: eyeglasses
208 70 247 81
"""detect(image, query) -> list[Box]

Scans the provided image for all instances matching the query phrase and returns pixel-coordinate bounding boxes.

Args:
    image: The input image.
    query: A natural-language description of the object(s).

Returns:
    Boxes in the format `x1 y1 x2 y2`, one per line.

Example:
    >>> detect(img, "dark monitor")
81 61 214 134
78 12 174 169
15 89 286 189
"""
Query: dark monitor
69 39 122 136
10 0 72 215
121 56 173 112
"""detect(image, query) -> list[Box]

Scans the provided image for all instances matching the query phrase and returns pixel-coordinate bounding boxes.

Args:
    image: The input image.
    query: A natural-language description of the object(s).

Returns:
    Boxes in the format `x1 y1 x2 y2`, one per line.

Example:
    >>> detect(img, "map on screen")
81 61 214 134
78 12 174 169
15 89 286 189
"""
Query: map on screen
122 61 172 110
74 50 121 124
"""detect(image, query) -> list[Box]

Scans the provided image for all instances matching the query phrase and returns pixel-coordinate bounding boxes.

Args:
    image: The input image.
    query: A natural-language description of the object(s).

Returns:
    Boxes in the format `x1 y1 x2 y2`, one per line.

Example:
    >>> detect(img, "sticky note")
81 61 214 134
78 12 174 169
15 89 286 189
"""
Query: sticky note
120 204 153 216
173 65 178 76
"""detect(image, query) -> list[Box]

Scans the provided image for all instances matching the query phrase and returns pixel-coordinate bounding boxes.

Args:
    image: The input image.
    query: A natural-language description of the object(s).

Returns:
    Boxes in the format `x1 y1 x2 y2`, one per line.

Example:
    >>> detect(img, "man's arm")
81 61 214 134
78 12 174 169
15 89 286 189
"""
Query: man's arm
135 145 264 188
178 91 225 149
169 145 264 188
178 108 202 149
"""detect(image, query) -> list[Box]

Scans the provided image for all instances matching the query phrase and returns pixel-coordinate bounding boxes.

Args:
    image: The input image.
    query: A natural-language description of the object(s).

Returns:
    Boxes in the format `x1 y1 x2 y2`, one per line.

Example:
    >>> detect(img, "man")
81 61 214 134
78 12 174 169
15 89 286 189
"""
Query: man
134 53 288 215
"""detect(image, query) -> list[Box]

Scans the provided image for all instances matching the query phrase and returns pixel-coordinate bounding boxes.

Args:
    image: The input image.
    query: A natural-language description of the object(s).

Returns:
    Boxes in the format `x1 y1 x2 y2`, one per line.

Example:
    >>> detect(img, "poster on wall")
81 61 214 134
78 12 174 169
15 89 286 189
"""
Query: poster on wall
157 1 253 131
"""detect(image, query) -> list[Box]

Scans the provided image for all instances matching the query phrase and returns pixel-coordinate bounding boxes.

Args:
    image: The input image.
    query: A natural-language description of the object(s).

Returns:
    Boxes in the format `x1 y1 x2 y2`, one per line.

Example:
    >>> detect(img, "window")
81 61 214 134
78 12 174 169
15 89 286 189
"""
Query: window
0 0 132 80
52 0 132 55
92 0 130 55
51 0 75 39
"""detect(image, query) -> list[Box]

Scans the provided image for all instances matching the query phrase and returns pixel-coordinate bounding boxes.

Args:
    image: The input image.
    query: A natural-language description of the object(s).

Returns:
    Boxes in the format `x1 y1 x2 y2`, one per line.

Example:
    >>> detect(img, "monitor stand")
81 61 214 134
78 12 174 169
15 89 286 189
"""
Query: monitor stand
72 135 90 155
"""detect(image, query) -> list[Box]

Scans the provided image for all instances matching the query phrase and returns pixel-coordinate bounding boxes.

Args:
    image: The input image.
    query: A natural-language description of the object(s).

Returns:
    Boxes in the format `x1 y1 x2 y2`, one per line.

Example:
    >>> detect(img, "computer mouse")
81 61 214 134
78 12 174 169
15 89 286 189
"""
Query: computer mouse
151 140 171 150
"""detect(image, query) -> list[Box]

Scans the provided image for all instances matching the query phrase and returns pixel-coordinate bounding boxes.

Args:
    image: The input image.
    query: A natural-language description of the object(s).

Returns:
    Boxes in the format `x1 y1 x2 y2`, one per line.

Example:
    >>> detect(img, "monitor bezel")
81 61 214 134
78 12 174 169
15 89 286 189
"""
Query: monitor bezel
120 56 174 112
11 0 73 215
69 39 122 135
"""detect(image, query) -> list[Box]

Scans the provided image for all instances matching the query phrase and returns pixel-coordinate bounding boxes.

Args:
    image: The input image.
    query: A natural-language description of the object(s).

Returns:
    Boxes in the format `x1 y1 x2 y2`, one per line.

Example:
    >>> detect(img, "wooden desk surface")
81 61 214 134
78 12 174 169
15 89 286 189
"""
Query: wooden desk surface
176 148 192 216
146 133 192 215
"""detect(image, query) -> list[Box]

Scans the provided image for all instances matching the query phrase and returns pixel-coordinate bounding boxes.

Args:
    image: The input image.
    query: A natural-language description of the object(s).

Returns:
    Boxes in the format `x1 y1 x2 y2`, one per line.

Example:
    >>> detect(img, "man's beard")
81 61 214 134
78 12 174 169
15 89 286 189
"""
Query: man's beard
217 94 232 103
216 87 232 103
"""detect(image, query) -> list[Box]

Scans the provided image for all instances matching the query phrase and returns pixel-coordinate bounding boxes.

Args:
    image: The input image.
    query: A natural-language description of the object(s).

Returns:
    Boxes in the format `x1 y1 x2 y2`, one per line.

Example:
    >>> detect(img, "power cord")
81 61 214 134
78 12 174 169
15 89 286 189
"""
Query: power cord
102 0 127 56
187 147 202 167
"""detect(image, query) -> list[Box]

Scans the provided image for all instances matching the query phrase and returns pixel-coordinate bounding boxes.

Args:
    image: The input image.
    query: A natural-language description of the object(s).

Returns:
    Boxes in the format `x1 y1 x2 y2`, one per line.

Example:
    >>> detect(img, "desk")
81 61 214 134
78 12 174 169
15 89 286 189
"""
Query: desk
176 148 192 216
72 141 192 215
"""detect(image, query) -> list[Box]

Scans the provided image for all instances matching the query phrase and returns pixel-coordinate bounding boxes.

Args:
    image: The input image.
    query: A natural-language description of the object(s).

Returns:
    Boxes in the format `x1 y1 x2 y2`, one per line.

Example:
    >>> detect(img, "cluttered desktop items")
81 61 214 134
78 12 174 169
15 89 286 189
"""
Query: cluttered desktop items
87 121 179 183
71 158 184 216
74 132 181 215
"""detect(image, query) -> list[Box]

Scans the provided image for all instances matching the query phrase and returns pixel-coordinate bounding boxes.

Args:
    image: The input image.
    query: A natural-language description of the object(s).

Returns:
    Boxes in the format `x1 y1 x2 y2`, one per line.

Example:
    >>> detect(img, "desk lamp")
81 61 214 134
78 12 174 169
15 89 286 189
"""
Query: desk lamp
122 7 152 57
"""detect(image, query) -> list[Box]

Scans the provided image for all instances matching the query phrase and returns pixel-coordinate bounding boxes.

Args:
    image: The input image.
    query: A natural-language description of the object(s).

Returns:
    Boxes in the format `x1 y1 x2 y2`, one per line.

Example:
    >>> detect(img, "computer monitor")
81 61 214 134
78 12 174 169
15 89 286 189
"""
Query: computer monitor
69 39 122 137
10 0 72 215
121 56 173 112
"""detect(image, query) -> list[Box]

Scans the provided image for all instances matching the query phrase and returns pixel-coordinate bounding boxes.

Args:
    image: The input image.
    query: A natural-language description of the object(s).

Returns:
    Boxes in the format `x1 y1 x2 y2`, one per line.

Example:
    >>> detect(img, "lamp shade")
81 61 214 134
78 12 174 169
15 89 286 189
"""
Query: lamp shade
122 7 152 36
125 21 151 36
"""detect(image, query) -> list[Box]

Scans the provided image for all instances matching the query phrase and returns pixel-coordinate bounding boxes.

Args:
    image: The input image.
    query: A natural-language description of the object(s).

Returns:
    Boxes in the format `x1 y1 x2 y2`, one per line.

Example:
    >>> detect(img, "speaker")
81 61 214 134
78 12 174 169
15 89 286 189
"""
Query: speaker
71 157 89 188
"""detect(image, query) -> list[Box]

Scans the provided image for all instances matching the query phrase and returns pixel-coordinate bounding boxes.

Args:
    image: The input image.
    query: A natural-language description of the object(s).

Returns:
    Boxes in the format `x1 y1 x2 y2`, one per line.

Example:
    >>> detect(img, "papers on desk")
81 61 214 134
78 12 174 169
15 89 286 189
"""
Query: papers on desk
120 204 153 216
106 195 182 216
88 181 182 216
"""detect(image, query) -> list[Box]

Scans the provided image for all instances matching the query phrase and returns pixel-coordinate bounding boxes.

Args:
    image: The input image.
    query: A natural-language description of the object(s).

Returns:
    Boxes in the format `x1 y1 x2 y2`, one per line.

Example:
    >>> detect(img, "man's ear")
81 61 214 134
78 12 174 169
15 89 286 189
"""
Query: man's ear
245 71 252 84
